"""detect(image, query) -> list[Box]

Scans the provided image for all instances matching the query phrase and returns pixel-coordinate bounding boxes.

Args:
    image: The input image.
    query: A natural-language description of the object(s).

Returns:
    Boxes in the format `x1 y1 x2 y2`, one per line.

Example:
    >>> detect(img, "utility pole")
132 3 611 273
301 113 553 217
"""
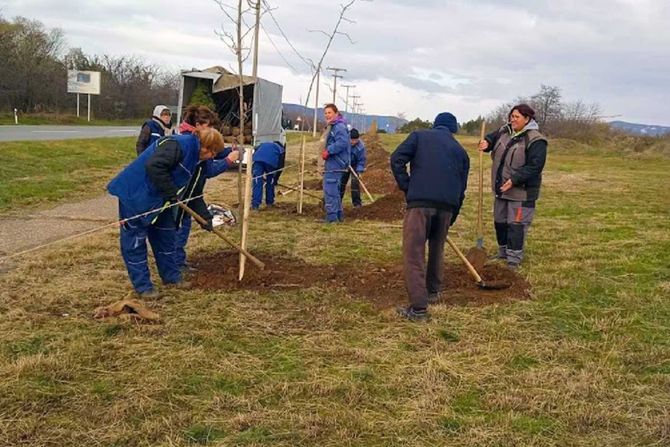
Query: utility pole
312 67 320 137
326 67 346 104
350 95 360 129
342 84 355 115
354 101 363 130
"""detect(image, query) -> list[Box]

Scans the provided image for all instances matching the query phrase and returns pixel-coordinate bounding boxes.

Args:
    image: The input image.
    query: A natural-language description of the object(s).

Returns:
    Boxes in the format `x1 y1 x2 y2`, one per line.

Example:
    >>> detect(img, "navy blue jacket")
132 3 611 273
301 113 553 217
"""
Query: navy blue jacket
253 142 285 169
351 140 367 173
390 126 470 221
108 134 201 224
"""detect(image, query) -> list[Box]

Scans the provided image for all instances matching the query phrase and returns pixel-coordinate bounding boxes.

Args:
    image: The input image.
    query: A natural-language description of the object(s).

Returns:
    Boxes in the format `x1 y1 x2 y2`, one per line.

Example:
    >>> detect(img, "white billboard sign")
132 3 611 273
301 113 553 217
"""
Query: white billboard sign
67 70 101 95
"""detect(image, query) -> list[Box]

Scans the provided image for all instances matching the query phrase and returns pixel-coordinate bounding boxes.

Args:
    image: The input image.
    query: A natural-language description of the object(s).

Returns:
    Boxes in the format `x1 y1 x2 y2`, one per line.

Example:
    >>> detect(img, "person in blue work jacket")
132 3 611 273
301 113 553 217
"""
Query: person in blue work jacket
339 128 367 207
173 105 238 273
135 105 173 155
320 103 350 222
107 127 229 298
252 140 286 210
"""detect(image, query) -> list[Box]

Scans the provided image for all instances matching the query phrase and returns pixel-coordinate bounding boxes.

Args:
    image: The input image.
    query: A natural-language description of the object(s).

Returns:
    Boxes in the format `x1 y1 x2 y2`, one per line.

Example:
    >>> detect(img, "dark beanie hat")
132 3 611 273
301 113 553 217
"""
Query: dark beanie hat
433 112 458 133
350 128 360 139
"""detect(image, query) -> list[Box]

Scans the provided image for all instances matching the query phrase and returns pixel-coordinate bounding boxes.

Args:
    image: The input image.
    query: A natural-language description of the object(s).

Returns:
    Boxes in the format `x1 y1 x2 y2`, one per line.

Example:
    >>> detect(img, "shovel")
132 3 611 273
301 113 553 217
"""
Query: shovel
466 121 488 272
177 202 265 270
447 237 510 290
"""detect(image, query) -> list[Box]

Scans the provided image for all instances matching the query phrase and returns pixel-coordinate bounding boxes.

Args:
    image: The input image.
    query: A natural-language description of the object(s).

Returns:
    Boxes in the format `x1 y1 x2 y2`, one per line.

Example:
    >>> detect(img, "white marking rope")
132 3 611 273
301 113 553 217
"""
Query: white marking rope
0 163 300 263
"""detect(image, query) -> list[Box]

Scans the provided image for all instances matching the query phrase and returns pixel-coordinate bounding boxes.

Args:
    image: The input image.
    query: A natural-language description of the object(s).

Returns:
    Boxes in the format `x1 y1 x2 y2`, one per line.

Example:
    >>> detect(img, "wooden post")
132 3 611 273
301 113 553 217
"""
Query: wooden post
177 202 264 269
476 121 486 247
312 69 320 138
239 143 254 280
298 135 306 214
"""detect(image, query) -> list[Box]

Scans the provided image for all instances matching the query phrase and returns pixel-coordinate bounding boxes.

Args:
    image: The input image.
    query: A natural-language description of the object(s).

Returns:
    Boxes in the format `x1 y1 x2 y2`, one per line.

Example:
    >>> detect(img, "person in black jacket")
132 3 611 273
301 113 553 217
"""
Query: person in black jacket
390 112 470 321
478 103 547 270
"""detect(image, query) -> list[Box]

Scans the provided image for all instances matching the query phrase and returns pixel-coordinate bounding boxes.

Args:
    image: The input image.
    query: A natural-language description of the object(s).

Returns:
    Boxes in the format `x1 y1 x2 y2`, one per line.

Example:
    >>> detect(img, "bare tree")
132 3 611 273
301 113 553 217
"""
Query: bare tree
530 85 562 130
301 0 359 128
213 0 257 208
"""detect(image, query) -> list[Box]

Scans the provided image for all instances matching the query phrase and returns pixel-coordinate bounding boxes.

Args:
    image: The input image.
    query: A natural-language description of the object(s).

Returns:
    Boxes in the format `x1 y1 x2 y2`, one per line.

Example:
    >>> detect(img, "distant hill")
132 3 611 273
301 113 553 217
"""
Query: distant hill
282 103 408 133
609 121 670 137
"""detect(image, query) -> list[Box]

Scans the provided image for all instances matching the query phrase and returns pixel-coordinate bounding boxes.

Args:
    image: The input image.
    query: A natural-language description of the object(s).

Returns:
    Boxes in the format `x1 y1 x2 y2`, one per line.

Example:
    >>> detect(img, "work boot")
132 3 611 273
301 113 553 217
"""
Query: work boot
165 280 192 290
396 306 430 322
427 292 441 304
180 263 198 275
507 262 520 271
490 245 507 261
138 289 161 299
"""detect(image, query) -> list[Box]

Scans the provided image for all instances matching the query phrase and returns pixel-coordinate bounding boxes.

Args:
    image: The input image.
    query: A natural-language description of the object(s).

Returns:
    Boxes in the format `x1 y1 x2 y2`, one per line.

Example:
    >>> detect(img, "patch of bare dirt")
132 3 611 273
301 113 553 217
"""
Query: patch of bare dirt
349 191 405 221
190 251 531 309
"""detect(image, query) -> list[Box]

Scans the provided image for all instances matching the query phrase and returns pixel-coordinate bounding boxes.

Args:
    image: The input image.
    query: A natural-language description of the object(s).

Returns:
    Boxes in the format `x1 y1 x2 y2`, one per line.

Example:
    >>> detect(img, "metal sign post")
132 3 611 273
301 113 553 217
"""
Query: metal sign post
87 94 91 122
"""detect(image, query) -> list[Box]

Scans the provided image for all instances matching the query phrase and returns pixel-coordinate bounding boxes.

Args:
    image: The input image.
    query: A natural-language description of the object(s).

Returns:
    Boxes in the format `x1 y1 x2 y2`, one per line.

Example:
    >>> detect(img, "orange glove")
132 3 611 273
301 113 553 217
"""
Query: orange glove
321 149 329 160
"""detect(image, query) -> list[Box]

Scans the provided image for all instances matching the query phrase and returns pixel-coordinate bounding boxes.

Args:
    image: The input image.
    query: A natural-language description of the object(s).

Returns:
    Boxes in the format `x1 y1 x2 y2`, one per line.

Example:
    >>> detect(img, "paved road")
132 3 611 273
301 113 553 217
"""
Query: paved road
0 125 139 142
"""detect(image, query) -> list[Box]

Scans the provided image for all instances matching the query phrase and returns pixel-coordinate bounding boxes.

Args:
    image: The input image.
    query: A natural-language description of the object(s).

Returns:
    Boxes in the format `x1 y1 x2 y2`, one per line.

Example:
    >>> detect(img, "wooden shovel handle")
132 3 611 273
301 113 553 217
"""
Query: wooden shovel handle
446 237 483 283
177 202 265 270
348 165 374 203
477 121 486 238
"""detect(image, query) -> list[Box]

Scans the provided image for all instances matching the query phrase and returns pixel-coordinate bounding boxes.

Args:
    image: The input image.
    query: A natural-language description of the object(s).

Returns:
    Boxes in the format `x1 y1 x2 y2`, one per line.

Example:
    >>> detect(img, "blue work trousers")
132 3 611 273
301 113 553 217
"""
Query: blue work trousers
323 171 344 222
119 202 181 293
174 215 192 268
252 161 277 209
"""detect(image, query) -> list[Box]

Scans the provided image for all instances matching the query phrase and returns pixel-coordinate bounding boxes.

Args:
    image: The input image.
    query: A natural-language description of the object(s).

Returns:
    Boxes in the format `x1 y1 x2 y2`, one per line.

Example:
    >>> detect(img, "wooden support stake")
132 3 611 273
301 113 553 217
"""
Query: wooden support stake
239 145 255 280
298 135 306 214
476 121 486 246
177 202 264 269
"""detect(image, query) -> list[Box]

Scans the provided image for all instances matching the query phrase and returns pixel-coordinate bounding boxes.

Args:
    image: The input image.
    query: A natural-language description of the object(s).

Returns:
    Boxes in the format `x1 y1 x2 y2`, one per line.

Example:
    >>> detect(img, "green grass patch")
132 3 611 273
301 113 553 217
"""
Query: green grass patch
183 425 225 445
0 137 135 211
0 133 669 445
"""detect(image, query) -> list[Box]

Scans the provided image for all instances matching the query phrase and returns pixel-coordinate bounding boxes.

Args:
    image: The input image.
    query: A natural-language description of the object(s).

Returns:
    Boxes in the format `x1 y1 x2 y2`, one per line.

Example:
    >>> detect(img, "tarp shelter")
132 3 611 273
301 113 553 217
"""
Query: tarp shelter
177 66 283 144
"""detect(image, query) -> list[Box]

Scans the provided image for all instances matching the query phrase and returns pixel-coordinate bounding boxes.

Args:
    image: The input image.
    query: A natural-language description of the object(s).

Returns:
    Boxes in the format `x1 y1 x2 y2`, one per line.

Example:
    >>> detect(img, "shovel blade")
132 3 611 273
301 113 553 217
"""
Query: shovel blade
478 280 511 290
465 246 488 273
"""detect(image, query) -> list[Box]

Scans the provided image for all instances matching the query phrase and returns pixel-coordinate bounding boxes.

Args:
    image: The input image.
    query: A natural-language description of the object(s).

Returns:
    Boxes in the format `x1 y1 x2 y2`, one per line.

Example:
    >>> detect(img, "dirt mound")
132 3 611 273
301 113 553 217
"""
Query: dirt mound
190 251 531 309
349 191 405 221
360 169 397 194
361 134 391 167
271 202 323 218
301 179 322 190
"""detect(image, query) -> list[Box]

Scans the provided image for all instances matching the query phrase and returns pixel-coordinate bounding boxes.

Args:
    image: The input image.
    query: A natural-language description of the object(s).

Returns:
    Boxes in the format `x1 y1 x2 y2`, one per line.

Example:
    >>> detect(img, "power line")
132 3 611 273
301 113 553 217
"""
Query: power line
260 22 298 72
261 0 313 69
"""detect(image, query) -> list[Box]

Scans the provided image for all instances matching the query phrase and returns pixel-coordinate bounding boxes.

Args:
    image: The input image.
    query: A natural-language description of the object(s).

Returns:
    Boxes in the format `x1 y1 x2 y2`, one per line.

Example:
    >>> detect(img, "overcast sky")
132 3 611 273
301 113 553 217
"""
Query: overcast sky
3 0 669 125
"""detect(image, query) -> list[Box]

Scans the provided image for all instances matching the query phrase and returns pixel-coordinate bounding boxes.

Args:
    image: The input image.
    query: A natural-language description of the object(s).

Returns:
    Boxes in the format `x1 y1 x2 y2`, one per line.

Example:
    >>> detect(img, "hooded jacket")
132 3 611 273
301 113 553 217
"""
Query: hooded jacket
484 119 547 202
135 105 173 154
324 115 350 172
108 134 200 225
350 140 367 173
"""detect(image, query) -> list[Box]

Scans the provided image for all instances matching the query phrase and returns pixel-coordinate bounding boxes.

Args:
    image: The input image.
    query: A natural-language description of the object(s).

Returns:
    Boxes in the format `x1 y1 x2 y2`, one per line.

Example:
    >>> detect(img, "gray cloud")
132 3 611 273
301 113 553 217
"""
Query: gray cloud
2 0 669 124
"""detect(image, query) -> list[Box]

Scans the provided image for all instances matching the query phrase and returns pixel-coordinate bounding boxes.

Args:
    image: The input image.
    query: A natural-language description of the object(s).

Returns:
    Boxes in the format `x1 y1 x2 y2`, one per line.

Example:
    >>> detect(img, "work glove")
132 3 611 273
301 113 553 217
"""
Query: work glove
321 149 329 160
199 218 214 232
226 150 240 164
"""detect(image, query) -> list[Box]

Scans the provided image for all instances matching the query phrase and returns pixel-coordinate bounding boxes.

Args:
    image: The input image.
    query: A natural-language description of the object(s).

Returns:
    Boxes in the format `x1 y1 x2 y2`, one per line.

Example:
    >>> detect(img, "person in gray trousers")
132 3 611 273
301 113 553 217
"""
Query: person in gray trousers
390 112 470 321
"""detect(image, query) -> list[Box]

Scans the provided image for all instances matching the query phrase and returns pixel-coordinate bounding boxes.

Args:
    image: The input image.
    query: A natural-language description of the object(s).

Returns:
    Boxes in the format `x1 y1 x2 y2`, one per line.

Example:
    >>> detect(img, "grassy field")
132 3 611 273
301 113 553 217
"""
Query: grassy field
0 132 669 445
0 137 136 212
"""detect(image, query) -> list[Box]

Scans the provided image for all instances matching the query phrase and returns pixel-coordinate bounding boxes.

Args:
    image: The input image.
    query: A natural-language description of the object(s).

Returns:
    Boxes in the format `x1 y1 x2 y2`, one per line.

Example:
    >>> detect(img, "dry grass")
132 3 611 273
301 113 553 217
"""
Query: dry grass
0 132 669 446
